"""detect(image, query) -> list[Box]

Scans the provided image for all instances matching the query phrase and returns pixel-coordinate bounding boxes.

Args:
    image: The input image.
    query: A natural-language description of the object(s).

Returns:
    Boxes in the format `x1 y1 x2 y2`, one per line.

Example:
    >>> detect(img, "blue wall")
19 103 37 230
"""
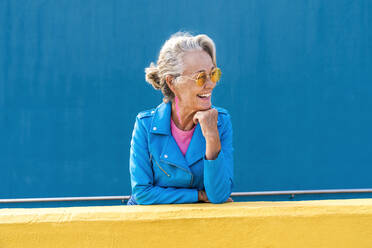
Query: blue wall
1 0 372 207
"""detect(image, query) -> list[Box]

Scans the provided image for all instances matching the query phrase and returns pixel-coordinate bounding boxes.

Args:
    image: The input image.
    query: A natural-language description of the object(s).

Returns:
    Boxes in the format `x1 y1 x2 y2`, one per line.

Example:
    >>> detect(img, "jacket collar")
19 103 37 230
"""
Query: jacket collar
151 101 206 167
150 102 171 135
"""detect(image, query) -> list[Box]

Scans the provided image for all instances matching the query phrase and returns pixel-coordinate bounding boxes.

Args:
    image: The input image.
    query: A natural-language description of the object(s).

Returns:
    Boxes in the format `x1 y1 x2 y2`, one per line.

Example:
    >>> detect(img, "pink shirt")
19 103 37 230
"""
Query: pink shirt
171 118 196 156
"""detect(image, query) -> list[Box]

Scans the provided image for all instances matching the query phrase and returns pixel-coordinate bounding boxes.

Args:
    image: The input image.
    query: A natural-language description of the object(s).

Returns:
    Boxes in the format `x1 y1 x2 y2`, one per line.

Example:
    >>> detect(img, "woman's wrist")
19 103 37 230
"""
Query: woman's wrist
203 129 220 142
205 136 221 160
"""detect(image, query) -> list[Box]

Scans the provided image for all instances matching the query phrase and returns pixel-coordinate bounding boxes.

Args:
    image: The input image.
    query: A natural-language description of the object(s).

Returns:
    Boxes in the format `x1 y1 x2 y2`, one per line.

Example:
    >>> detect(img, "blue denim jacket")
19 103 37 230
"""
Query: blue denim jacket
128 101 234 205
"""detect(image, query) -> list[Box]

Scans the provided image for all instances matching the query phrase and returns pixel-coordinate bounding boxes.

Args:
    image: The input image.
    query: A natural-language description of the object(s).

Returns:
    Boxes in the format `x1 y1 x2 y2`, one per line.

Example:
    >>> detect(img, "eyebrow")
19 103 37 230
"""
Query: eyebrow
194 66 215 74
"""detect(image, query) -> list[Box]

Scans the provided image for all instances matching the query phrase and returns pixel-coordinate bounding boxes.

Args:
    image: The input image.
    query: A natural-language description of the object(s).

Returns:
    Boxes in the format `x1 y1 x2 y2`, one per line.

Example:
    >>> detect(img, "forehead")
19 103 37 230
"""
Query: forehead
182 50 214 74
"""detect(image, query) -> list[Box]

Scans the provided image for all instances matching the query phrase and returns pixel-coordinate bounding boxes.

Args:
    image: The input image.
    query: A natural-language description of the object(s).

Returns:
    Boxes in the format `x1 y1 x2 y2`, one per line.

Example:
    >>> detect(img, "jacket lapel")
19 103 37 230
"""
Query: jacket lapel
160 135 189 170
185 123 206 166
150 102 190 171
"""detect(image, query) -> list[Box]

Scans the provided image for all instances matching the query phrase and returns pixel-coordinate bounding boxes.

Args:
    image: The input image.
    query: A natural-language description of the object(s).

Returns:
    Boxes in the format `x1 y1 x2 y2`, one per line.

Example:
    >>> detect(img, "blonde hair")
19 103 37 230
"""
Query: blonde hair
145 32 216 103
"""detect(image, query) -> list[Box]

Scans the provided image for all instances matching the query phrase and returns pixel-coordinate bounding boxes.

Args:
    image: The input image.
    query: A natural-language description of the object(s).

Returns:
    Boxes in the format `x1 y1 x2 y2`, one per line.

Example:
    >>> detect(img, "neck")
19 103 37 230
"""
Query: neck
171 100 196 131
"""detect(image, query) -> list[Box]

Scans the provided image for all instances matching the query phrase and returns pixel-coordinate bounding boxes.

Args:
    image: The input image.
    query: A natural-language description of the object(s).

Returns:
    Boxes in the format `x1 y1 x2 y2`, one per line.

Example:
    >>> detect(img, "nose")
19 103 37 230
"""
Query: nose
204 77 216 89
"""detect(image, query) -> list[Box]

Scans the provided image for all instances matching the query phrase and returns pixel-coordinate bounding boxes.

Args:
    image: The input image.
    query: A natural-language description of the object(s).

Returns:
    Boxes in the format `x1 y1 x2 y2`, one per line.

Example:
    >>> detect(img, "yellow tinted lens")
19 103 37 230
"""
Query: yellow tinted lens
196 72 207 86
211 68 221 83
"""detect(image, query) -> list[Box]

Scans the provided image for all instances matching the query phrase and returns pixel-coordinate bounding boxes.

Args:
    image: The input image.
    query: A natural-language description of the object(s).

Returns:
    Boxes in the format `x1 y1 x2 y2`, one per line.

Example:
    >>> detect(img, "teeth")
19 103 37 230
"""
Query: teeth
198 93 211 97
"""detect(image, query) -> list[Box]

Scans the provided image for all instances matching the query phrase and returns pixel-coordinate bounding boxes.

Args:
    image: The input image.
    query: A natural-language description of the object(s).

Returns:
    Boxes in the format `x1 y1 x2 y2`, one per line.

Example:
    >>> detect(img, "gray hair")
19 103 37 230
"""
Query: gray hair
145 32 216 103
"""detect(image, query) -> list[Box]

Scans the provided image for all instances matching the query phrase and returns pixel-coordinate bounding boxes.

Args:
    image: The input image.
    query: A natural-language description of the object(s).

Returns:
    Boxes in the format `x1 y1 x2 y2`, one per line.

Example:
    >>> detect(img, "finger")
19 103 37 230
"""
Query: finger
211 108 218 119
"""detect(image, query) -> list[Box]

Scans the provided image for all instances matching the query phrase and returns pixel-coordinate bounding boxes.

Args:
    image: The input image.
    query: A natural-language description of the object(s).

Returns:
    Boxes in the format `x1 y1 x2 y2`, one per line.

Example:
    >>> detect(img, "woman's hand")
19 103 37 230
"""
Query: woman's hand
198 190 234 203
193 108 221 160
198 190 210 202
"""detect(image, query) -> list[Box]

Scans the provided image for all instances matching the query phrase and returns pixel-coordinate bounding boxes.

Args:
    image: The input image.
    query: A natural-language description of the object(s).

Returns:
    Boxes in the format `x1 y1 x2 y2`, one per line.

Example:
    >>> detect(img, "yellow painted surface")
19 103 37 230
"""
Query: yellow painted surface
1 199 372 248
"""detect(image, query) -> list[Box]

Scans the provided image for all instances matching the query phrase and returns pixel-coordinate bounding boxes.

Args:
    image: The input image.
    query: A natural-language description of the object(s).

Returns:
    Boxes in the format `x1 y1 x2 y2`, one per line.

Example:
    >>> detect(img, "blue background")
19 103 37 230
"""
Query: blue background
1 0 371 208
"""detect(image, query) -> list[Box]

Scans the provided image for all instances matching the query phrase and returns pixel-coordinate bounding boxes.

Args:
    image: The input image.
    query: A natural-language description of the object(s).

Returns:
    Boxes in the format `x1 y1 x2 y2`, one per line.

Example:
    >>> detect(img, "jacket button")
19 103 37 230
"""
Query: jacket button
153 127 157 131
164 154 168 158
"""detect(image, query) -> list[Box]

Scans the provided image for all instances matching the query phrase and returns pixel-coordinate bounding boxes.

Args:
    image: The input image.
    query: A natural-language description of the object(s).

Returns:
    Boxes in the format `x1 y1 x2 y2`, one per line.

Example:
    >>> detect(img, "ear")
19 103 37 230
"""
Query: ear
165 75 176 93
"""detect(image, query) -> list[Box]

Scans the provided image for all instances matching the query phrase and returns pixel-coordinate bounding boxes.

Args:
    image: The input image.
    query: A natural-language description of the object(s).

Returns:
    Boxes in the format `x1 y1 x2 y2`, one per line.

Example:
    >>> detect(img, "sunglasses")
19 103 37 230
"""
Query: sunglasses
177 67 222 86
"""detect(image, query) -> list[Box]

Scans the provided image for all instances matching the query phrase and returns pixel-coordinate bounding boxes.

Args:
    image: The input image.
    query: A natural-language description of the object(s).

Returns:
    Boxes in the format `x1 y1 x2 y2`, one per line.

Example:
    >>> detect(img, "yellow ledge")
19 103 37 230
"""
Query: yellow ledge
1 199 372 248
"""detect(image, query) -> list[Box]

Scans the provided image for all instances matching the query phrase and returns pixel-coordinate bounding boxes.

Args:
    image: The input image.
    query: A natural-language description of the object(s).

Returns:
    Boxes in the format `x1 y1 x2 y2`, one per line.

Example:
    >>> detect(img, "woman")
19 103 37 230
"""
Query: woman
127 32 234 205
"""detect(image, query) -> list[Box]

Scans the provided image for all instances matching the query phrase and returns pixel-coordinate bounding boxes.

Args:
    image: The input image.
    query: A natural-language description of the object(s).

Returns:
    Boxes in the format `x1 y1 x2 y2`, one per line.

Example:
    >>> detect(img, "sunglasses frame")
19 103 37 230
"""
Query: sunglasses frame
176 67 221 87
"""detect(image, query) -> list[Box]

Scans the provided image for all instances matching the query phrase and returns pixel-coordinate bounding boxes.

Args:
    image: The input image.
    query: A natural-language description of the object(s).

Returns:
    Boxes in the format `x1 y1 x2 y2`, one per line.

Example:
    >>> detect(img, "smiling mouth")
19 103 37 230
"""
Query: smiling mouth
197 93 212 99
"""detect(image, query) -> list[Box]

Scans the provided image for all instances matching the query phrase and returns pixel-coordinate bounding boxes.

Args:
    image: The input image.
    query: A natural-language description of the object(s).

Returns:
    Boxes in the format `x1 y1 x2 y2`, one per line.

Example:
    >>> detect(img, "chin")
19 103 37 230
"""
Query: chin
198 102 212 110
195 96 212 111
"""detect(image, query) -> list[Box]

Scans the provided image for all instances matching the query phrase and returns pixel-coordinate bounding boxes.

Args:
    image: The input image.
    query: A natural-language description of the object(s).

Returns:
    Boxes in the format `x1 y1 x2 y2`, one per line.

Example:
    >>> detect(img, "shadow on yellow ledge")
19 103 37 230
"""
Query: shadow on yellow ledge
1 199 372 248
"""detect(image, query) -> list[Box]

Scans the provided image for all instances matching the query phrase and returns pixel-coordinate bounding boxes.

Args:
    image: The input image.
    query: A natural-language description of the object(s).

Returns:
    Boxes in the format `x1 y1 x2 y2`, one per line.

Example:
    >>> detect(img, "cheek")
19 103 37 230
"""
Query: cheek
177 84 199 102
182 91 198 105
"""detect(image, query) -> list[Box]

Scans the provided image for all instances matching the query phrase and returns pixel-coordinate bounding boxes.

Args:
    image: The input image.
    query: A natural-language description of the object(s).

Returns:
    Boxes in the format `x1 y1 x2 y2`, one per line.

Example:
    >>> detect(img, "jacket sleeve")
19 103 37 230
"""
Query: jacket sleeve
203 113 234 203
129 116 199 205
